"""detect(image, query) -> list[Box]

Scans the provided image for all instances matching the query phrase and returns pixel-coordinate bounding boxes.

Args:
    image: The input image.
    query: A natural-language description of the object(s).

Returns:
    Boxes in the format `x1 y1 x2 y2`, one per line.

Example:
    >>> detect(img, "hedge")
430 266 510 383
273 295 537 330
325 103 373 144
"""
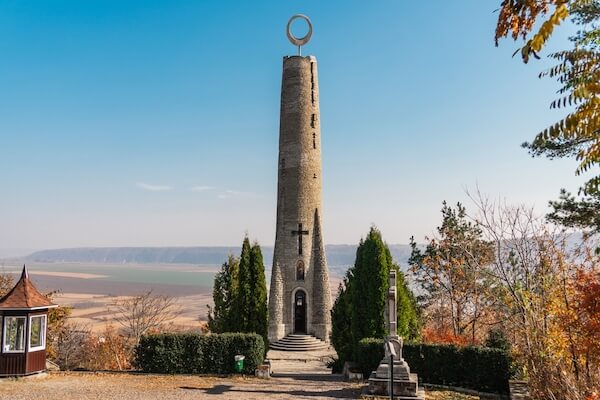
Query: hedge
357 338 512 394
134 332 264 374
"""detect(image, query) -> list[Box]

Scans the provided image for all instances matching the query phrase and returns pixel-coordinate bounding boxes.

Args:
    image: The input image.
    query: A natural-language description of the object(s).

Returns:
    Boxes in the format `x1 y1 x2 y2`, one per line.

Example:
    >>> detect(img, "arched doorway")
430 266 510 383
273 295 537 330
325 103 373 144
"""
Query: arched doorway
294 290 307 333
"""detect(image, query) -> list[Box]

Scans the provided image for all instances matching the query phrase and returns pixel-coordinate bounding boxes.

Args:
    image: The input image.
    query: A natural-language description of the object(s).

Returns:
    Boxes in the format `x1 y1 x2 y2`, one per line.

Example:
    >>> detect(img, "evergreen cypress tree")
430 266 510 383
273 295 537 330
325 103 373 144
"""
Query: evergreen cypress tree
247 242 268 342
207 255 239 332
330 270 353 363
208 236 269 340
350 227 391 353
236 236 253 331
396 268 421 340
331 226 421 362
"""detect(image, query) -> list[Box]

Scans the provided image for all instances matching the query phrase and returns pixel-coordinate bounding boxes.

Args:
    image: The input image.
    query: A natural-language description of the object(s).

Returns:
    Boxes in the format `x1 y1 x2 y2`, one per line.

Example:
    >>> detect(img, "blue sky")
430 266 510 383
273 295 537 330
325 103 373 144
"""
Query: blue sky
0 1 587 251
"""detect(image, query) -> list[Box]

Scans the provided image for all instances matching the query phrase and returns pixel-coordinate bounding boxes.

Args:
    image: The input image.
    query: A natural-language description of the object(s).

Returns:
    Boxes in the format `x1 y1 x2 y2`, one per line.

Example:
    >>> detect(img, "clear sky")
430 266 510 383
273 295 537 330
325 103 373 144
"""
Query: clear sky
0 1 588 252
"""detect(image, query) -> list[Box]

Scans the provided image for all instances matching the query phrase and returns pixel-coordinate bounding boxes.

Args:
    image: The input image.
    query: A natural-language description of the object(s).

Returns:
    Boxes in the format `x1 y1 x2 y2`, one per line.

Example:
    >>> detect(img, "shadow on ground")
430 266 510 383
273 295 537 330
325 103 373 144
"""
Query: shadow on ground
183 384 358 399
180 373 360 399
271 373 345 382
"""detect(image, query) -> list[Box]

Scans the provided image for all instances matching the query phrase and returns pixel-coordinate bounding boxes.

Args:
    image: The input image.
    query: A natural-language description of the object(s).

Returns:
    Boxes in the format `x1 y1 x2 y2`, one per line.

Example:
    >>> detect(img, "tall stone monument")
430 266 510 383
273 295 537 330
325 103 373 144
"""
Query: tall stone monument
367 270 424 399
268 15 332 345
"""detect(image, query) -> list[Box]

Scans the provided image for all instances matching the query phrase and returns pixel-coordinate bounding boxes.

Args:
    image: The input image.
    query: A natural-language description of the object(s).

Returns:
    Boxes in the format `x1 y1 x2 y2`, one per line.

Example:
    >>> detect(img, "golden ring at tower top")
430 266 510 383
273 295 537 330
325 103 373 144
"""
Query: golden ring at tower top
287 14 312 50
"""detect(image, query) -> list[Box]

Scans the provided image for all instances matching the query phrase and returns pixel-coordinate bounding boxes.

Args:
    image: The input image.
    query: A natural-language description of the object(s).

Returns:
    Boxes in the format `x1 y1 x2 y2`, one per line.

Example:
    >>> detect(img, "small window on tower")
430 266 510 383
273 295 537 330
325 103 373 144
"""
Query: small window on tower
296 260 305 281
311 114 316 128
313 133 316 149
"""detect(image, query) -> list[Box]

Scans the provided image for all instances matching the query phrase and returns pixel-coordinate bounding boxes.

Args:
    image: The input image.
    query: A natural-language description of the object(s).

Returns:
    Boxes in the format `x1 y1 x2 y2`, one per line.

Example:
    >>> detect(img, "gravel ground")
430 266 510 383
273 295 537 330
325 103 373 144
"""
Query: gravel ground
0 372 480 400
0 372 363 400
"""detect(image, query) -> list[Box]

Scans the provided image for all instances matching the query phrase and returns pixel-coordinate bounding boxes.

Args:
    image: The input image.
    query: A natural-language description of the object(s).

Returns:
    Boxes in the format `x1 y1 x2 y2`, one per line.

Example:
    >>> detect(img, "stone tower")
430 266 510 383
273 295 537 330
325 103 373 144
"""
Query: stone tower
268 16 332 343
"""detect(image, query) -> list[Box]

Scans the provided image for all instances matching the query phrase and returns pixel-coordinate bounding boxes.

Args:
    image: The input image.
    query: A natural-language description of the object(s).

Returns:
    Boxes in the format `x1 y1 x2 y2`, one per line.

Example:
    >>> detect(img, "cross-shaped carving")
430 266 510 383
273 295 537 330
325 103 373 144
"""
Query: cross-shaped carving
291 223 309 255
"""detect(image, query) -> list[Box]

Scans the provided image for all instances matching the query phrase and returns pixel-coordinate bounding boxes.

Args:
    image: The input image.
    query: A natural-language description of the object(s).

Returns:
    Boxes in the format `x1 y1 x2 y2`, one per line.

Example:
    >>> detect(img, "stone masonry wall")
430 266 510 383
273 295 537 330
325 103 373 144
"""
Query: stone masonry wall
268 55 332 342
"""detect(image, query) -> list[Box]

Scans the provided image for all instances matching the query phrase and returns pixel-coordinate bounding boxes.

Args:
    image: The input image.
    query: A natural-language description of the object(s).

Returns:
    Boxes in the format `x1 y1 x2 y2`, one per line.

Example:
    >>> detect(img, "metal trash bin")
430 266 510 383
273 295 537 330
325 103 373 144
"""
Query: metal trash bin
234 355 245 373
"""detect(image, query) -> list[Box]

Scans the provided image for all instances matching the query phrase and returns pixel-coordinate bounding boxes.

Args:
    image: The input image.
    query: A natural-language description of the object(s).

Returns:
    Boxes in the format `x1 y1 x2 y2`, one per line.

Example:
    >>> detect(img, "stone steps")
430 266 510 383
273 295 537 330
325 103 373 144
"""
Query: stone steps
269 334 329 351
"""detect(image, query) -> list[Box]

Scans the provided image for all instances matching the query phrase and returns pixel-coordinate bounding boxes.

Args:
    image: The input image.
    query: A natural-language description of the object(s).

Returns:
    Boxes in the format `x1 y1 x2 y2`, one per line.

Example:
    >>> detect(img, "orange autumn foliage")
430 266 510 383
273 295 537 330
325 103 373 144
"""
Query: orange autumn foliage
421 326 472 346
540 247 600 399
84 325 132 371
552 266 600 367
572 268 600 355
495 0 558 43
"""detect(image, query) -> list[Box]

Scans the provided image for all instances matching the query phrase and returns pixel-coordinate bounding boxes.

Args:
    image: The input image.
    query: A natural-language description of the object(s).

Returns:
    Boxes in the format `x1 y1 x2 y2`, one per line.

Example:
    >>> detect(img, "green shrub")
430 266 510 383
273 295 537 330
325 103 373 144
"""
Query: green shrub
356 338 385 376
357 338 512 394
484 328 511 352
135 332 264 375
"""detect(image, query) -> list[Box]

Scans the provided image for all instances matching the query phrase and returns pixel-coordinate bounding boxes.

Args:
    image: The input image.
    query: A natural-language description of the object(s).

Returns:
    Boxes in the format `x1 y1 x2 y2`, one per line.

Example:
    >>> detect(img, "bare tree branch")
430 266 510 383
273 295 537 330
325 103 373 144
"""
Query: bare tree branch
110 290 182 344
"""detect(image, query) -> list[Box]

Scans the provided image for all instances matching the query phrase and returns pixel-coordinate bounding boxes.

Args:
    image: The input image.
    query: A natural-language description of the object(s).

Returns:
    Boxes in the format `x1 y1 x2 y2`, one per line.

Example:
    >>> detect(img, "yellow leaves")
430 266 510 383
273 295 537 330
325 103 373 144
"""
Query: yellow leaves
522 3 569 62
534 45 600 191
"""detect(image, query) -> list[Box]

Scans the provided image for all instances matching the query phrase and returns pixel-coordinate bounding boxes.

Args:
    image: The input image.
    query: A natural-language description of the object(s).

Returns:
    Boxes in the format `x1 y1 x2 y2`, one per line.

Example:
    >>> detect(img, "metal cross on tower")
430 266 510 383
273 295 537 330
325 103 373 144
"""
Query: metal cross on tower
291 223 309 255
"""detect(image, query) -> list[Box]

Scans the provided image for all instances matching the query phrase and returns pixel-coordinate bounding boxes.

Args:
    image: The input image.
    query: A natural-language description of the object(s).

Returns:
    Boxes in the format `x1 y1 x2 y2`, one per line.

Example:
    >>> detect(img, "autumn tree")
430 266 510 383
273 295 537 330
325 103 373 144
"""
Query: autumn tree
569 267 600 378
44 290 73 360
111 290 182 345
409 202 495 344
470 192 600 400
84 325 132 371
0 272 14 297
53 321 91 370
548 256 600 394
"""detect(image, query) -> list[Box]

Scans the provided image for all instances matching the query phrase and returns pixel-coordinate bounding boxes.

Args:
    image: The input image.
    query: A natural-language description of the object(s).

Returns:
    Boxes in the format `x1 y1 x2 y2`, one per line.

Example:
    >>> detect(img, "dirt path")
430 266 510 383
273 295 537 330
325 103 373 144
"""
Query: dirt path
0 372 362 400
267 348 337 375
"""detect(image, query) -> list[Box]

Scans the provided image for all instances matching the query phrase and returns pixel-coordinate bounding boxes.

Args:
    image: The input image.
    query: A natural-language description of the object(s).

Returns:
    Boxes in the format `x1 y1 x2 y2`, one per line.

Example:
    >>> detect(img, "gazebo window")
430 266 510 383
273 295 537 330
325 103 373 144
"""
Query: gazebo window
3 316 26 353
29 315 47 351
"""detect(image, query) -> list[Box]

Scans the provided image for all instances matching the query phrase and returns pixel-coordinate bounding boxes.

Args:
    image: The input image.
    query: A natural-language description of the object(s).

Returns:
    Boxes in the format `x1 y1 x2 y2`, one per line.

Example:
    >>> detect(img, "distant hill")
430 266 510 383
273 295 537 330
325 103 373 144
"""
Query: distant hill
23 245 414 270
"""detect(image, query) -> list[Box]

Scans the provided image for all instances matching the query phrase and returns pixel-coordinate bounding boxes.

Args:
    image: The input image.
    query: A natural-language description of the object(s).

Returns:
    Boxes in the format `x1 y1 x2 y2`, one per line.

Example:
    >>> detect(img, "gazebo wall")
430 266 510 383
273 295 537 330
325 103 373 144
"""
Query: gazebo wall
0 310 48 376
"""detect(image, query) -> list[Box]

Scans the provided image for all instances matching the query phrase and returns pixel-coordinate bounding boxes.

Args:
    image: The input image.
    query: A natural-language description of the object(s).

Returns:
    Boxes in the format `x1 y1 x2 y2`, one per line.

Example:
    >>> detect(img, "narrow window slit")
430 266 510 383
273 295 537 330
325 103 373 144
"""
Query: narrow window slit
310 63 315 105
296 260 305 281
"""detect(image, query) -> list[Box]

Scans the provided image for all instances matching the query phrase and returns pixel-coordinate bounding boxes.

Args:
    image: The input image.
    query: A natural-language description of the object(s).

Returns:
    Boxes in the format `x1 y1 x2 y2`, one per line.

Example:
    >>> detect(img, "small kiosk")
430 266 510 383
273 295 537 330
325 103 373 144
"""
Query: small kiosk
0 265 57 376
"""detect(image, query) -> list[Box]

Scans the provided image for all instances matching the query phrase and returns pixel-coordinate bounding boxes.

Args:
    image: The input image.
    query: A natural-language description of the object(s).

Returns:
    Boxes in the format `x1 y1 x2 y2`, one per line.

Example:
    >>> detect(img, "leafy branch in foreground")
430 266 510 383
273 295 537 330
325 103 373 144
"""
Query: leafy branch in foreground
496 1 600 194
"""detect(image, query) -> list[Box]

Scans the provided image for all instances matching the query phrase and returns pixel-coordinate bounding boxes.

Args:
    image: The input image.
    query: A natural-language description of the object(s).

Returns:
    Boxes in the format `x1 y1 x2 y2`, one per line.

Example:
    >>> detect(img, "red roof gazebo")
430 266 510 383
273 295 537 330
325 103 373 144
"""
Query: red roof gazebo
0 265 57 376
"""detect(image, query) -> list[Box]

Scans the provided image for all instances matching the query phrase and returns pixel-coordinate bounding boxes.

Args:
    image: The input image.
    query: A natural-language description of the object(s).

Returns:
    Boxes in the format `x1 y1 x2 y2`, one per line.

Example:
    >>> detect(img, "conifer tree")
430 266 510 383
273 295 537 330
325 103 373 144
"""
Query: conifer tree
209 235 268 343
330 270 353 363
396 268 421 339
207 255 239 332
331 226 420 361
247 242 268 342
350 228 390 348
236 237 253 331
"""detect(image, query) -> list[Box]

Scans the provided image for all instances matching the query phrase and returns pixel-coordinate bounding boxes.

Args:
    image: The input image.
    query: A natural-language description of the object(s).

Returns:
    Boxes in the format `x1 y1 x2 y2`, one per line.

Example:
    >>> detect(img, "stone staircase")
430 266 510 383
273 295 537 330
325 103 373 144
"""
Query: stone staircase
269 334 329 351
